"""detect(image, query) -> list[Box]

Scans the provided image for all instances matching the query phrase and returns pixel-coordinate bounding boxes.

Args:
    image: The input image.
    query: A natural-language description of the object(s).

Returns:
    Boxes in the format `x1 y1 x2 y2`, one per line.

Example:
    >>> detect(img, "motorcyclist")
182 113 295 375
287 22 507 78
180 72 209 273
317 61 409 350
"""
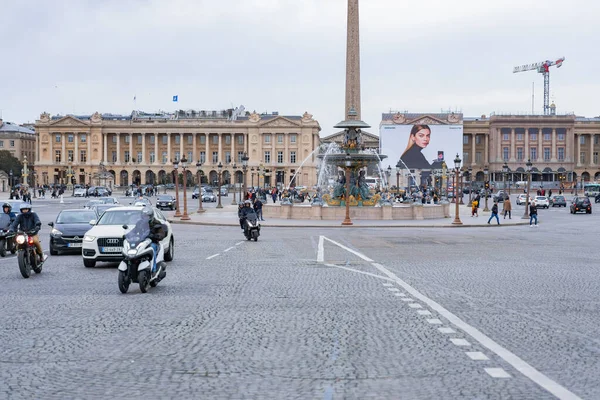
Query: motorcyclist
239 200 253 230
2 203 16 223
9 204 47 263
137 207 165 273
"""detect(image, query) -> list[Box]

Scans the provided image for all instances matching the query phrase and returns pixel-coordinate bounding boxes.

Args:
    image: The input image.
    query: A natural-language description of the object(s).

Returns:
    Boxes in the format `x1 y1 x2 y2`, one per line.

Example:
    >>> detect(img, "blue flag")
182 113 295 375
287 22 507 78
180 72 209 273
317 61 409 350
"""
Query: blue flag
173 95 178 102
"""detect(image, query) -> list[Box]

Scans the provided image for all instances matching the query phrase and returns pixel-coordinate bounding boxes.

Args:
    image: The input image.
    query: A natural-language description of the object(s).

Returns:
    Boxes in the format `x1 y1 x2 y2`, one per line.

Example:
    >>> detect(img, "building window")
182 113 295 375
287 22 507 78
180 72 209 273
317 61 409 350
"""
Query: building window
225 135 231 145
225 152 231 163
463 152 469 164
188 135 193 145
238 135 244 145
68 134 74 143
463 135 469 144
150 135 155 144
264 151 271 163
277 134 283 144
290 151 296 164
558 147 564 161
517 147 524 161
200 135 206 144
112 151 117 162
200 152 206 163
265 135 271 144
80 150 87 163
530 133 537 141
124 135 130 144
290 134 297 144
580 135 585 144
162 152 168 164
517 133 523 141
187 151 192 162
212 135 218 144
56 134 61 143
503 147 509 160
475 135 481 144
175 135 180 145
544 133 551 141
580 152 585 163
174 151 180 161
212 151 218 163
150 151 155 163
162 135 168 145
80 134 87 143
67 150 74 162
503 133 509 141
594 152 598 164
595 136 599 145
277 151 283 164
112 135 117 143
137 152 142 163
10 140 15 147
475 152 482 163
55 150 61 163
0 141 3 147
124 151 130 163
558 133 565 141
530 148 537 160
543 147 551 161
237 151 244 163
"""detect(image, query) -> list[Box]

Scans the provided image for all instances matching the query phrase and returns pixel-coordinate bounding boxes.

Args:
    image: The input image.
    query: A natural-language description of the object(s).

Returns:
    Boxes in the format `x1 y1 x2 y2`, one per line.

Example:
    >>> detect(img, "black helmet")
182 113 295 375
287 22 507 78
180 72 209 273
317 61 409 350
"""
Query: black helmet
2 203 11 212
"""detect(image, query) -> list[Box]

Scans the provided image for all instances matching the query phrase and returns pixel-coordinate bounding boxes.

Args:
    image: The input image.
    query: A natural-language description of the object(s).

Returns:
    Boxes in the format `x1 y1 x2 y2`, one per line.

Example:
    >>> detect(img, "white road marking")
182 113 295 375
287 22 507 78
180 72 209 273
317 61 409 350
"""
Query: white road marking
324 263 394 282
466 351 490 361
439 327 457 334
317 235 324 262
223 247 235 252
321 237 373 262
450 338 471 346
382 283 393 287
394 293 406 297
235 242 244 246
427 319 443 325
485 368 511 378
401 298 414 302
408 303 423 309
387 287 400 292
206 254 219 260
417 310 432 316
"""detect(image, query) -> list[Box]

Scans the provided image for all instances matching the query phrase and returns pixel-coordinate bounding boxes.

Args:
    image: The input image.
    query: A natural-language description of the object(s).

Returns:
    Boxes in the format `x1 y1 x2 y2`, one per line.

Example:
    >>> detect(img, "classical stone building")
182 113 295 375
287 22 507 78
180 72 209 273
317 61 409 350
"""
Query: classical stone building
34 109 321 189
0 119 36 162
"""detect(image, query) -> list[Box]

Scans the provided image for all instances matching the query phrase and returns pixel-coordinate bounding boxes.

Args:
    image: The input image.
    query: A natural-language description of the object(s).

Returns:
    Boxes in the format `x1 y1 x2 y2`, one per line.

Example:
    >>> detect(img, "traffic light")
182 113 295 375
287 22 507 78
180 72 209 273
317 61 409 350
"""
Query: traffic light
485 181 490 189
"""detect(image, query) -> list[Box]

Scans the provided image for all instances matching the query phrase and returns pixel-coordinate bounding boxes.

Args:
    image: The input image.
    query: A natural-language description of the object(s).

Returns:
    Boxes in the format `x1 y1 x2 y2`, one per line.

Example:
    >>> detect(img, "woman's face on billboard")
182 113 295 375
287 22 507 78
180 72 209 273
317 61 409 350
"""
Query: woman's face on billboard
412 128 431 148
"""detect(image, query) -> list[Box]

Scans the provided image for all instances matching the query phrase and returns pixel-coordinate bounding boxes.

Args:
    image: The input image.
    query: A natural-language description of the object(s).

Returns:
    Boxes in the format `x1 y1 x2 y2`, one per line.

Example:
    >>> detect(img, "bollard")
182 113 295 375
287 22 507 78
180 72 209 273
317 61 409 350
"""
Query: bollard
60 194 64 204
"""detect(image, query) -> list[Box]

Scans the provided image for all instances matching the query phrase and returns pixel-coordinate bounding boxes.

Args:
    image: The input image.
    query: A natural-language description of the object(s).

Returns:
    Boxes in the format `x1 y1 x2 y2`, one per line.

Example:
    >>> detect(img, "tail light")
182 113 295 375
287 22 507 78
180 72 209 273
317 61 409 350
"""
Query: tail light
28 236 34 245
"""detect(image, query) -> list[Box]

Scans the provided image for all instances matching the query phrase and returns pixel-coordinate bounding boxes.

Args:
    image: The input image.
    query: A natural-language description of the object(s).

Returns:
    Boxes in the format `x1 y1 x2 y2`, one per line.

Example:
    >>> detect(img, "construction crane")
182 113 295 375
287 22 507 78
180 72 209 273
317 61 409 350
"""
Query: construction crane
513 57 565 115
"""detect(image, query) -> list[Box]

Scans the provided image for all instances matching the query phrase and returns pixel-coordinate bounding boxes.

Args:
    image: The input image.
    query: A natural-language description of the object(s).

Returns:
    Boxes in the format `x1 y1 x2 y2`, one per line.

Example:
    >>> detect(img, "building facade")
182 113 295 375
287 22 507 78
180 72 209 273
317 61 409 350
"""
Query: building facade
34 109 321 189
0 119 36 162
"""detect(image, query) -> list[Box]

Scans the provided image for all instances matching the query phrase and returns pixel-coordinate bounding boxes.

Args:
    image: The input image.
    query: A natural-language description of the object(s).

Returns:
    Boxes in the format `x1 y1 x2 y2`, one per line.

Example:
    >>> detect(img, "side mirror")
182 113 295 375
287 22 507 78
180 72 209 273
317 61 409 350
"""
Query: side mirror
122 224 128 230
89 219 97 225
48 222 54 227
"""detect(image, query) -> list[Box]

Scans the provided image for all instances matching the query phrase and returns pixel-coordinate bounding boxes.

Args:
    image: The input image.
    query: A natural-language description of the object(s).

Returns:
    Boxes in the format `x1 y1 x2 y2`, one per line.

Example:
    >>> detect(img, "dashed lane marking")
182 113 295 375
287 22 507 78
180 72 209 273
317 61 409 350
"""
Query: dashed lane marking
206 254 219 260
466 352 490 361
408 303 423 309
427 318 443 325
417 310 432 316
223 247 235 252
450 338 471 347
439 327 457 334
485 368 511 378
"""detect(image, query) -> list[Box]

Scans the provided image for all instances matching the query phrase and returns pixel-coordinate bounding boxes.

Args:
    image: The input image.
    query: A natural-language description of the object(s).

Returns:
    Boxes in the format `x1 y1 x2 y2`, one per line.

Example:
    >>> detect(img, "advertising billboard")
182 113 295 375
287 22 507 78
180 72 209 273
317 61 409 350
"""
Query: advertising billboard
379 115 463 173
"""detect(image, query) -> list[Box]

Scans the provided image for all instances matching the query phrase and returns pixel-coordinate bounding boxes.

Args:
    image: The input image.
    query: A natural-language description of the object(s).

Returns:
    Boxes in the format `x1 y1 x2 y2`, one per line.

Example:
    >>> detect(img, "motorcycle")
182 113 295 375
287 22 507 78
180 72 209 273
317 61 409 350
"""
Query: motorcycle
118 224 166 294
0 214 15 257
595 193 600 203
15 230 43 278
242 211 261 242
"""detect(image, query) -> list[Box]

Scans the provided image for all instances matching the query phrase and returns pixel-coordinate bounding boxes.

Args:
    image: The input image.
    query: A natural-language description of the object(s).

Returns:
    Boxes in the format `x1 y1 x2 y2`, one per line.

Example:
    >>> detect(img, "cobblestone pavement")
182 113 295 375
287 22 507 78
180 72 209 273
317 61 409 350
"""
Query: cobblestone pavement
0 194 597 399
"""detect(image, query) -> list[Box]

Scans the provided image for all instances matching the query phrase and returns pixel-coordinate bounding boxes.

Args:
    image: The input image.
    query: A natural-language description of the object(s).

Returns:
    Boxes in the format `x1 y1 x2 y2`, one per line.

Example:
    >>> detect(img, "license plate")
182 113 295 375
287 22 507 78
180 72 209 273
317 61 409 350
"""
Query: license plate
68 243 82 248
101 246 122 253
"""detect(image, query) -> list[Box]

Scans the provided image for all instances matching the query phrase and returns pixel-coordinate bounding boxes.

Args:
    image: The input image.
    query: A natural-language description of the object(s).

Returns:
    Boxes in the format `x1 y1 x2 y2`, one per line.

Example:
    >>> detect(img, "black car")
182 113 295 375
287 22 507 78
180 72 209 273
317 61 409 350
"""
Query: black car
549 195 567 207
49 209 98 255
570 196 592 214
156 195 177 210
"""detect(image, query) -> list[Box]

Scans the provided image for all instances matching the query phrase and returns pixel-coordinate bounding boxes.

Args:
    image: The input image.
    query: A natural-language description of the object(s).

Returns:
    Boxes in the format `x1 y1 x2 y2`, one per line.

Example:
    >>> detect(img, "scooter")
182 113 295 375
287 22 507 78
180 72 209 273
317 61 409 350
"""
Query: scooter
243 211 261 242
15 230 44 278
0 230 16 257
118 226 166 294
595 193 600 203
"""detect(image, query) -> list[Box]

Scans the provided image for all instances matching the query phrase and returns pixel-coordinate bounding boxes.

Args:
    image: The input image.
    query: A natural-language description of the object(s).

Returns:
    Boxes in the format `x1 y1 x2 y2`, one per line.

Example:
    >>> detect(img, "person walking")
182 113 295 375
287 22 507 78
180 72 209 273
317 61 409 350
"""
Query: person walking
487 201 500 225
471 198 479 217
529 202 538 227
253 198 265 221
503 196 512 219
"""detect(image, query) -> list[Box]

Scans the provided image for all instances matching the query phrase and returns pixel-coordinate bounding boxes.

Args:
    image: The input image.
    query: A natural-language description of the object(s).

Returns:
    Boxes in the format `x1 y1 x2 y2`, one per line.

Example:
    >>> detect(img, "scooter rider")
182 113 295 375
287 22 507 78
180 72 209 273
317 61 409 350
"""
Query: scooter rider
3 203 17 222
10 204 47 263
137 207 164 272
239 200 253 229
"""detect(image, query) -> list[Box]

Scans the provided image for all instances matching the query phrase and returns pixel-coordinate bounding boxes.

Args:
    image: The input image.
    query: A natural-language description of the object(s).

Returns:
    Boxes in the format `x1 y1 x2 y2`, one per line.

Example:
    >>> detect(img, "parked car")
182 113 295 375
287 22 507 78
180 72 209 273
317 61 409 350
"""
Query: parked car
549 195 567 207
49 209 98 255
73 188 87 197
192 187 208 199
516 194 534 205
570 196 592 214
202 193 217 202
130 197 152 206
156 195 177 210
83 200 104 209
533 196 549 209
220 186 228 197
493 191 510 202
82 206 174 268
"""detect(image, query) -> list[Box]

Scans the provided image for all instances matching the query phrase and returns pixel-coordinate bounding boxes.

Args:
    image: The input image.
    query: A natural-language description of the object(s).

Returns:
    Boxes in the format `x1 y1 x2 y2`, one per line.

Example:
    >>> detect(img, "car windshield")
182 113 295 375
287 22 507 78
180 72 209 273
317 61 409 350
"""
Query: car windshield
536 197 545 200
157 195 172 200
57 211 97 224
97 209 144 225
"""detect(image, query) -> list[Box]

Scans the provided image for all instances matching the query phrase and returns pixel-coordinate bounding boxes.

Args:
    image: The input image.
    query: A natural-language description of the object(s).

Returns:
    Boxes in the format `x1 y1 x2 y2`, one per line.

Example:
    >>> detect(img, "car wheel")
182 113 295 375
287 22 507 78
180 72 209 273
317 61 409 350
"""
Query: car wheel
83 259 96 268
50 243 58 256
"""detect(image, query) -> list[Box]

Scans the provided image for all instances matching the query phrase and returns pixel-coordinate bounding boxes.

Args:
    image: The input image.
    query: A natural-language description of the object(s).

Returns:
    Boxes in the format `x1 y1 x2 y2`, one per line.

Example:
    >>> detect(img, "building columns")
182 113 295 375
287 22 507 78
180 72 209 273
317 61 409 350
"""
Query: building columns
205 134 210 164
551 128 557 162
61 133 66 164
576 133 581 166
218 133 223 164
590 134 595 166
74 133 79 163
510 128 516 162
537 129 543 163
167 133 172 162
129 133 133 164
192 133 198 163
231 133 235 164
484 134 489 165
471 134 476 165
154 133 159 165
116 133 121 164
141 133 146 164
180 133 184 160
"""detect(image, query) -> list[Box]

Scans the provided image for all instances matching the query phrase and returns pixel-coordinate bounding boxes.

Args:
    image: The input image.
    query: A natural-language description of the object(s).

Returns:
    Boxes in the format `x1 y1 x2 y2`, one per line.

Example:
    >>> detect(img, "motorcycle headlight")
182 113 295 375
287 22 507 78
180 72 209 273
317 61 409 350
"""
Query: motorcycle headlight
127 249 137 255
51 228 63 236
16 235 26 244
83 235 96 242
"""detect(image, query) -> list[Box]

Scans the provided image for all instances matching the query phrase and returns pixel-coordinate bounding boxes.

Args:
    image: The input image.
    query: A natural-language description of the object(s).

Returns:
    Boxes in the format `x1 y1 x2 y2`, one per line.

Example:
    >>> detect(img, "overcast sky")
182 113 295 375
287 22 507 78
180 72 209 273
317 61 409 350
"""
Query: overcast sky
1 0 599 135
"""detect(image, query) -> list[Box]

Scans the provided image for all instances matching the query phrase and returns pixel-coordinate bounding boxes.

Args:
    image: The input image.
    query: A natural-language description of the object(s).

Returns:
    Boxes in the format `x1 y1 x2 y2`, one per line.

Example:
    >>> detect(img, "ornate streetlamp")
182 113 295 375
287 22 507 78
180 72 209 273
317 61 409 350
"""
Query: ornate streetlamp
342 154 353 226
459 168 465 205
32 170 37 198
467 167 473 206
483 165 490 212
522 159 533 219
251 167 255 188
503 161 509 195
9 169 13 189
386 165 392 191
395 164 401 196
195 160 205 213
216 162 224 209
172 159 182 217
22 156 29 190
231 163 238 205
241 152 249 200
179 157 190 220
452 154 463 225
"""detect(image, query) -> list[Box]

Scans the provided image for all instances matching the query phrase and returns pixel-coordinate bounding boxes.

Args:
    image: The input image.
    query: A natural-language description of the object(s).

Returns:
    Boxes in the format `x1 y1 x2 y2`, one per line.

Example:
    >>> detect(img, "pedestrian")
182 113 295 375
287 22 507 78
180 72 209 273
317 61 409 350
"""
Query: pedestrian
471 198 479 217
529 202 538 227
253 198 265 221
503 196 512 219
488 201 500 225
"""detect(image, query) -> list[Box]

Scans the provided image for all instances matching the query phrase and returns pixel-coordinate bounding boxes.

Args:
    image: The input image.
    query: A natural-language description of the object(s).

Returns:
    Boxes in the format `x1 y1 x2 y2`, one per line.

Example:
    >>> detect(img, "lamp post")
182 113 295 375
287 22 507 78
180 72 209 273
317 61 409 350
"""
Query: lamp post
195 161 205 213
259 164 265 189
231 163 237 205
32 171 37 198
395 165 401 196
459 168 465 205
467 167 473 206
502 161 509 196
9 169 13 189
251 167 255 188
452 154 463 225
522 159 533 219
172 159 182 217
441 162 447 201
241 152 249 200
483 165 490 212
386 165 392 191
216 162 223 209
179 157 190 220
342 154 353 226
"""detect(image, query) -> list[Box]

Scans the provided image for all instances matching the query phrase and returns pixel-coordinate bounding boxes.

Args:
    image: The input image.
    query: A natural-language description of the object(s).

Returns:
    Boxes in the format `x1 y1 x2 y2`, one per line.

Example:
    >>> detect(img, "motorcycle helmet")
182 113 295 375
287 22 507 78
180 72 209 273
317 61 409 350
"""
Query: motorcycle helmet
2 203 11 212
142 206 154 218
244 200 252 206
19 203 31 213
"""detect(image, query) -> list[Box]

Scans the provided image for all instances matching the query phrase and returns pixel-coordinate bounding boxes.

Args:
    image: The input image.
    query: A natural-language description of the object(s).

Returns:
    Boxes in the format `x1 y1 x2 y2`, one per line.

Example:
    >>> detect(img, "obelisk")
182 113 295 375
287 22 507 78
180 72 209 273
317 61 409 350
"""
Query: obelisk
344 0 361 121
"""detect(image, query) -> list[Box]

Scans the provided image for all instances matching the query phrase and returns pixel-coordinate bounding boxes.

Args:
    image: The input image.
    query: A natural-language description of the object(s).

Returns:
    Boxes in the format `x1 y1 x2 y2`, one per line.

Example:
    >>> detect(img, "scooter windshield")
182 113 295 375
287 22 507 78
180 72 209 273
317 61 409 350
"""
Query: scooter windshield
246 210 258 223
125 214 151 247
